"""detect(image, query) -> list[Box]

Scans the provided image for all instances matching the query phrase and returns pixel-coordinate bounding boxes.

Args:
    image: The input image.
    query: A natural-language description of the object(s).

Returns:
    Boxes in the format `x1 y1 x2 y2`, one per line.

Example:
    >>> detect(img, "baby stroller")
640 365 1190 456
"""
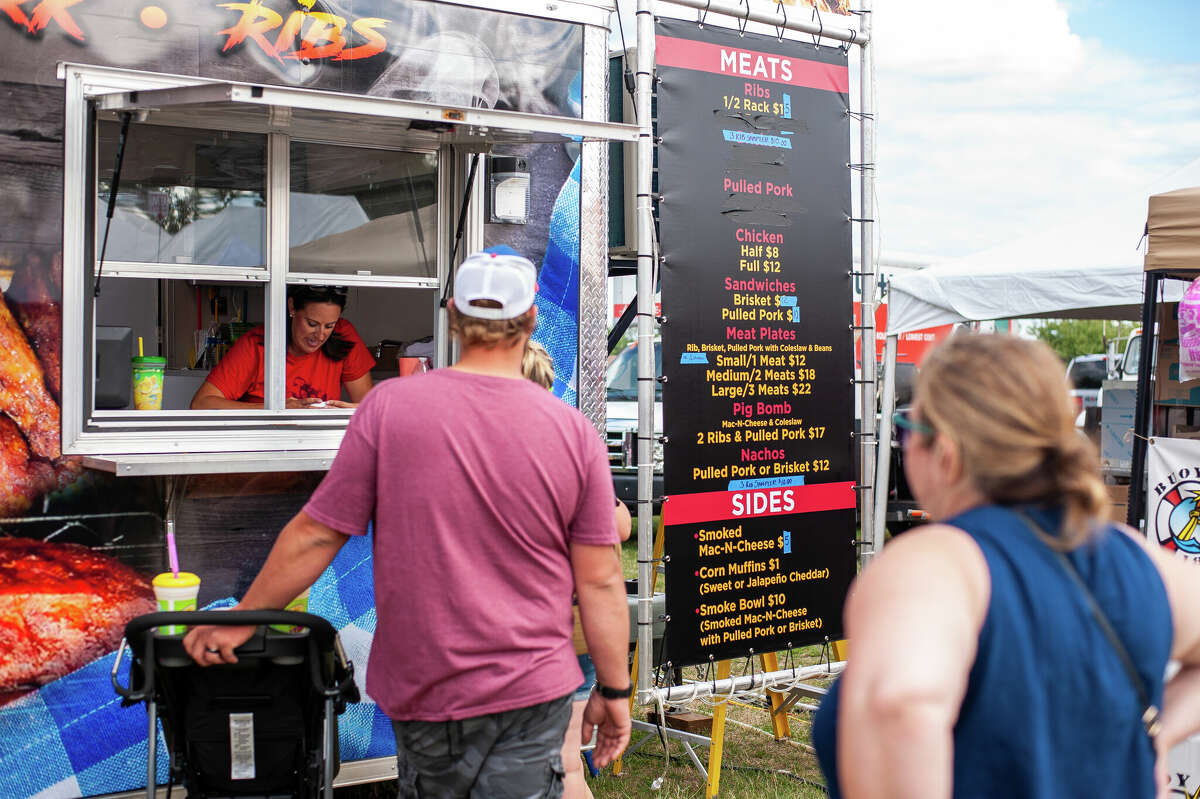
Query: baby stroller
112 610 360 799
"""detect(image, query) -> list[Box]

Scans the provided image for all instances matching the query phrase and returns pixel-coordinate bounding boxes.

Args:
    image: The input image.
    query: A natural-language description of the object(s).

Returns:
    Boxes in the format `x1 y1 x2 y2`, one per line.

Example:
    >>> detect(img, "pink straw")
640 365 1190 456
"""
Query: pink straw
166 530 180 578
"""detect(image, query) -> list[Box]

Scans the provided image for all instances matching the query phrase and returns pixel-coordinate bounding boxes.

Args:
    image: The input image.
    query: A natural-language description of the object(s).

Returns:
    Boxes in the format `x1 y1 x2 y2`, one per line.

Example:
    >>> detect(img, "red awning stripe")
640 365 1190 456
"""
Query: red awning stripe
656 36 849 94
664 481 856 526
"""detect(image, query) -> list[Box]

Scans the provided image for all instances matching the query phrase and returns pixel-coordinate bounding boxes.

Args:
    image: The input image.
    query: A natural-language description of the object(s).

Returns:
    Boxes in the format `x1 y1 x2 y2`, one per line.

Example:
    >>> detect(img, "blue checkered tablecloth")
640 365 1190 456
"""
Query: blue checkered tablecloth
531 153 582 405
0 532 394 799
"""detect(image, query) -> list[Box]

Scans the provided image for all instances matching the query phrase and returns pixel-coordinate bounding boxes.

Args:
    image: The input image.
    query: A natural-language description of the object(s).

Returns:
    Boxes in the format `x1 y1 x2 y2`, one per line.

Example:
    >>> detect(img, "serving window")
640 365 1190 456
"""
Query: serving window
67 78 448 456
86 126 441 418
61 65 637 459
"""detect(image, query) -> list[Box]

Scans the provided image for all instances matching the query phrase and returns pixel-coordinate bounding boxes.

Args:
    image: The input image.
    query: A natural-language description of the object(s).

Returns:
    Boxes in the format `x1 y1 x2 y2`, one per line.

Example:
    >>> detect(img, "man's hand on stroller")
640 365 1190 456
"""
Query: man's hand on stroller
183 623 257 666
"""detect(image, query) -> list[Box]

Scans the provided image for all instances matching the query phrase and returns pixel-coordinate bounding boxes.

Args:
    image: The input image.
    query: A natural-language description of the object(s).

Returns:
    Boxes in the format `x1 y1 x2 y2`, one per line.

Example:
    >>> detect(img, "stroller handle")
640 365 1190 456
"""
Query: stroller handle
116 610 358 705
124 610 338 650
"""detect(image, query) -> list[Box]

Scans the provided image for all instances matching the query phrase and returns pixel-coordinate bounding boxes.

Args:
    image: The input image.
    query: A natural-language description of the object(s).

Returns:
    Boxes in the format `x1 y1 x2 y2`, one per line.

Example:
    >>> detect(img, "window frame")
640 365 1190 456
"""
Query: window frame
62 65 452 456
61 62 636 458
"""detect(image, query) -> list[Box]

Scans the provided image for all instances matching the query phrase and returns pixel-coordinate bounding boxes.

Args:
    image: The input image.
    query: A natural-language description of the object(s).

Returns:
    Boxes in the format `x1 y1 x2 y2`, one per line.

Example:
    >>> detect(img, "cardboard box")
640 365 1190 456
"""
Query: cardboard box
1106 485 1129 525
1172 424 1200 440
1155 343 1200 404
1160 302 1179 343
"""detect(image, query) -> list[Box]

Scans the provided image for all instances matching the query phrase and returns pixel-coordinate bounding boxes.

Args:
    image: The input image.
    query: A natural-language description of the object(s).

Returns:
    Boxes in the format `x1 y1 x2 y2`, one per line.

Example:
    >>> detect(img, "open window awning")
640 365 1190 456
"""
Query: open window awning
94 81 639 149
83 451 339 476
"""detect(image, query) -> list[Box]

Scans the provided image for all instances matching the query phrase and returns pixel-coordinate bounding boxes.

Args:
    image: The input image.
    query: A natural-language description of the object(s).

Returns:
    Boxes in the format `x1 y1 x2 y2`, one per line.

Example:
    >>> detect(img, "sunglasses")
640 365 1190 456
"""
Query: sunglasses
893 409 935 446
291 285 348 302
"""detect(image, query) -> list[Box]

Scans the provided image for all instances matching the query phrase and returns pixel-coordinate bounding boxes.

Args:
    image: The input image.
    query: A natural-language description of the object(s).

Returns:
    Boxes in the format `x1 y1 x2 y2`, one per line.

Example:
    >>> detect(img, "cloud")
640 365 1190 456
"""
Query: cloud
866 0 1200 257
611 0 1200 259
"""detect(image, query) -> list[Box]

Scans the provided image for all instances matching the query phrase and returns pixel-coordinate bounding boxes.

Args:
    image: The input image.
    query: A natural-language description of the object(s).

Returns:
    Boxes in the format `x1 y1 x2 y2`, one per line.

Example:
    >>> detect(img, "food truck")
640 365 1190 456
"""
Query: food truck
0 2 635 795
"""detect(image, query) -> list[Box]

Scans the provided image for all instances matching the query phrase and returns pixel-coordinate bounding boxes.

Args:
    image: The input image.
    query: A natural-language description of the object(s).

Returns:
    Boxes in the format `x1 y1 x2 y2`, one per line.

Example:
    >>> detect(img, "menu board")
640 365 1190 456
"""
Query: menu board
656 19 856 666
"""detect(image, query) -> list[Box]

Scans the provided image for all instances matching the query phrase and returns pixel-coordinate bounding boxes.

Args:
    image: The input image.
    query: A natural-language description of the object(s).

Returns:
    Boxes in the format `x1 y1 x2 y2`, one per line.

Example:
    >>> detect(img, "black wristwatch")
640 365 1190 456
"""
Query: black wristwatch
595 681 634 699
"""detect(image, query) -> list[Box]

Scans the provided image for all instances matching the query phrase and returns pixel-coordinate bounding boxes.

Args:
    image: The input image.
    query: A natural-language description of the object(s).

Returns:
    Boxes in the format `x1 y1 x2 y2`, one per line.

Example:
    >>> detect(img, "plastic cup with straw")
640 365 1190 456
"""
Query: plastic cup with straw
132 336 166 410
153 524 200 635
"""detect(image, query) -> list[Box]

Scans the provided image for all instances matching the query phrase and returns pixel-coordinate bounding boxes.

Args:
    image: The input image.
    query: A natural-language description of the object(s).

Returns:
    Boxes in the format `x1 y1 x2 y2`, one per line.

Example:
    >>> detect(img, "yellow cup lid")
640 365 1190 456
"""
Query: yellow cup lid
153 571 200 588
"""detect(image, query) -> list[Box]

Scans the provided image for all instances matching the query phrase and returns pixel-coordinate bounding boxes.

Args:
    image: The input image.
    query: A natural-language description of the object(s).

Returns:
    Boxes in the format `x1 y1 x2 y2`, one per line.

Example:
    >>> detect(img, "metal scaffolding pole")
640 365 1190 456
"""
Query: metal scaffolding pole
664 0 868 45
633 2 875 702
635 0 658 706
653 662 847 705
856 0 877 564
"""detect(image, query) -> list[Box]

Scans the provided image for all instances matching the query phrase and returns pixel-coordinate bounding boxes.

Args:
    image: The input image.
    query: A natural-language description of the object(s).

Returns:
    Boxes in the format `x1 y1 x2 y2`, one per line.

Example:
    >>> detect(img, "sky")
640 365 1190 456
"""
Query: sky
611 0 1200 262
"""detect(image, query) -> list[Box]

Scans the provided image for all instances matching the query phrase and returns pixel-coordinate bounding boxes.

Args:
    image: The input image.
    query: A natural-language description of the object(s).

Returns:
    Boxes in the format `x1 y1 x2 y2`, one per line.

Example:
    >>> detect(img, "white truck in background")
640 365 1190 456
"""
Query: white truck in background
1100 329 1142 479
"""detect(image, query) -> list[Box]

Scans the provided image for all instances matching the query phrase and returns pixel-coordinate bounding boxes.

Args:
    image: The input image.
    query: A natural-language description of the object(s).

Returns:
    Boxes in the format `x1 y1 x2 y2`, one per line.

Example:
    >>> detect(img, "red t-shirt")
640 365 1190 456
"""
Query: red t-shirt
205 318 375 403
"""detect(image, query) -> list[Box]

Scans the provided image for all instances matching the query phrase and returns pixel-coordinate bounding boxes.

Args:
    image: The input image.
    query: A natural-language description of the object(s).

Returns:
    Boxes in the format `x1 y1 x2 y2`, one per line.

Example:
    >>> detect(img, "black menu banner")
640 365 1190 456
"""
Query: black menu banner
657 19 856 666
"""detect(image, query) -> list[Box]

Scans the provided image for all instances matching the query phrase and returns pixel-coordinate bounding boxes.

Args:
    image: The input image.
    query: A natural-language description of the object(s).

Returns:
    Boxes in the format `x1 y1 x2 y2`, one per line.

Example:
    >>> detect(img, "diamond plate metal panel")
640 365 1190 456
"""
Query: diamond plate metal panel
578 25 611 436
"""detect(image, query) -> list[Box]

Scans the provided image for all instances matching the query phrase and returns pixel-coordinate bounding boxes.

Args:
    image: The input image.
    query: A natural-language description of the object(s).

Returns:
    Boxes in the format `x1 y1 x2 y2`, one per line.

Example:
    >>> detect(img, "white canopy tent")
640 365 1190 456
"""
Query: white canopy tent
872 155 1200 552
887 156 1200 336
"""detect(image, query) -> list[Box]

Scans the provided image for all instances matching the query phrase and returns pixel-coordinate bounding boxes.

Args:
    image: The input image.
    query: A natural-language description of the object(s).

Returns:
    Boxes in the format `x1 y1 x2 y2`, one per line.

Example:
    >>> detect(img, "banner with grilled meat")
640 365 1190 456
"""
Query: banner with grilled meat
0 3 591 797
0 0 584 117
0 506 397 799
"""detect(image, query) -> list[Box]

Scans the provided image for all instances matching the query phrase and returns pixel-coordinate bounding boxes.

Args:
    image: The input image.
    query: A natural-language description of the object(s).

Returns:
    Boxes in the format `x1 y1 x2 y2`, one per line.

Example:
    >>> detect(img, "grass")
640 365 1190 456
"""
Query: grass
336 516 834 798
336 689 831 799
591 681 831 799
605 517 832 796
621 535 645 583
621 516 662 587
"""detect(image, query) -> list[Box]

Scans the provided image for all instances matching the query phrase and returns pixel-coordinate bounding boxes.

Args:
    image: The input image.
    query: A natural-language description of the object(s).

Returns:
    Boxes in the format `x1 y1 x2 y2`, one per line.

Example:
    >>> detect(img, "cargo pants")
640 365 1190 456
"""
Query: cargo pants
391 694 571 799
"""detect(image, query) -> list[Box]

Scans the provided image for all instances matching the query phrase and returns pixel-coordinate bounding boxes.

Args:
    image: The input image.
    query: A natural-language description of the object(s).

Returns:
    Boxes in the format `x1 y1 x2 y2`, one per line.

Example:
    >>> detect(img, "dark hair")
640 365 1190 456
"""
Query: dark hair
288 285 352 361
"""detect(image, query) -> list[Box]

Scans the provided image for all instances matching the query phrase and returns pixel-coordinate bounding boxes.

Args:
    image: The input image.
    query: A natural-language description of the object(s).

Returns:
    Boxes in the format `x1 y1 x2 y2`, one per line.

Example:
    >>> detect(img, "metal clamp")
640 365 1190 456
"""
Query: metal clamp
110 638 136 699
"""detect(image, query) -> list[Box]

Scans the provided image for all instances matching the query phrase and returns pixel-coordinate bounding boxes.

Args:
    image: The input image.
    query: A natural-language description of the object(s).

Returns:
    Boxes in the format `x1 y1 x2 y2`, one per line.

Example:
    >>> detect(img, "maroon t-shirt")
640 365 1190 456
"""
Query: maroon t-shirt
304 369 618 721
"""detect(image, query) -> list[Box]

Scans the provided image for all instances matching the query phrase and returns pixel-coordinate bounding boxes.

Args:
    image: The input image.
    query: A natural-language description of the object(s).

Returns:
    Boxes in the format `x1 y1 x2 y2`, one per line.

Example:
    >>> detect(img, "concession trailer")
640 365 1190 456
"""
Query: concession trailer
0 2 636 795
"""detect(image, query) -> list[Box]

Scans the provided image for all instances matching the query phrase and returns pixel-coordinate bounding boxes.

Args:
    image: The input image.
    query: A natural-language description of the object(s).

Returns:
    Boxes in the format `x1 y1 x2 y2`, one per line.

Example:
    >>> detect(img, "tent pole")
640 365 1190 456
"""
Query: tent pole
872 333 897 553
1128 271 1160 531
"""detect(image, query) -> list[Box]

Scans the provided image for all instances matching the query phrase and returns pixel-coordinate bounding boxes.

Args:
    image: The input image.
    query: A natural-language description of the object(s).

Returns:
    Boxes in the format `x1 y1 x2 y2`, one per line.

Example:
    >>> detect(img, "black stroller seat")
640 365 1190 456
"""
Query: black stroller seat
113 610 360 799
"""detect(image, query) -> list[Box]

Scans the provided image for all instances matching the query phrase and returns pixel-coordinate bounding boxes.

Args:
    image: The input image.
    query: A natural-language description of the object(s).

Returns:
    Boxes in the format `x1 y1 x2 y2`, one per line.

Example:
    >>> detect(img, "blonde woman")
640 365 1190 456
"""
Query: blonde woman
813 333 1200 799
522 340 557 392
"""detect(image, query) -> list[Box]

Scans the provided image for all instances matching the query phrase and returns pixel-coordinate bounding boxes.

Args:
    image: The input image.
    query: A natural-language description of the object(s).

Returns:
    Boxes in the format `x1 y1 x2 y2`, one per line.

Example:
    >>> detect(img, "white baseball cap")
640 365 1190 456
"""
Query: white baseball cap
453 248 538 320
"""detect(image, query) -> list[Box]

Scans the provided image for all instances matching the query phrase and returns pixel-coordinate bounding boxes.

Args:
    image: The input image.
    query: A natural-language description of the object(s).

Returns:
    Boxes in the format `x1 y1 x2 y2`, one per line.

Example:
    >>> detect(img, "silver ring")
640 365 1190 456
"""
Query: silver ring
205 647 220 654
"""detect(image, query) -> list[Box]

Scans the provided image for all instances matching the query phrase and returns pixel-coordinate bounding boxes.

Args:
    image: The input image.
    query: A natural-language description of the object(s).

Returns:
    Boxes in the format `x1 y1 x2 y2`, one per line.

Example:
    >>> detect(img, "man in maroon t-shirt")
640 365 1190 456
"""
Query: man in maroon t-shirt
185 248 631 798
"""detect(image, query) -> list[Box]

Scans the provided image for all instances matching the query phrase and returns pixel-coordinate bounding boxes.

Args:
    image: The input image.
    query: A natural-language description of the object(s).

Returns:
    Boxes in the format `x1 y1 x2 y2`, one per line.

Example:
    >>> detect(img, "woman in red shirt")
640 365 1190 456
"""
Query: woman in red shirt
190 285 376 409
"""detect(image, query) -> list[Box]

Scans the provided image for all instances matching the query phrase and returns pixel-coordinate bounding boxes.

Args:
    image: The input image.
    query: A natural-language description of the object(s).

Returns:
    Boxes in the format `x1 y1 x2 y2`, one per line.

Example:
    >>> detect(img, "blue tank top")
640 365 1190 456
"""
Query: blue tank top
812 504 1171 798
